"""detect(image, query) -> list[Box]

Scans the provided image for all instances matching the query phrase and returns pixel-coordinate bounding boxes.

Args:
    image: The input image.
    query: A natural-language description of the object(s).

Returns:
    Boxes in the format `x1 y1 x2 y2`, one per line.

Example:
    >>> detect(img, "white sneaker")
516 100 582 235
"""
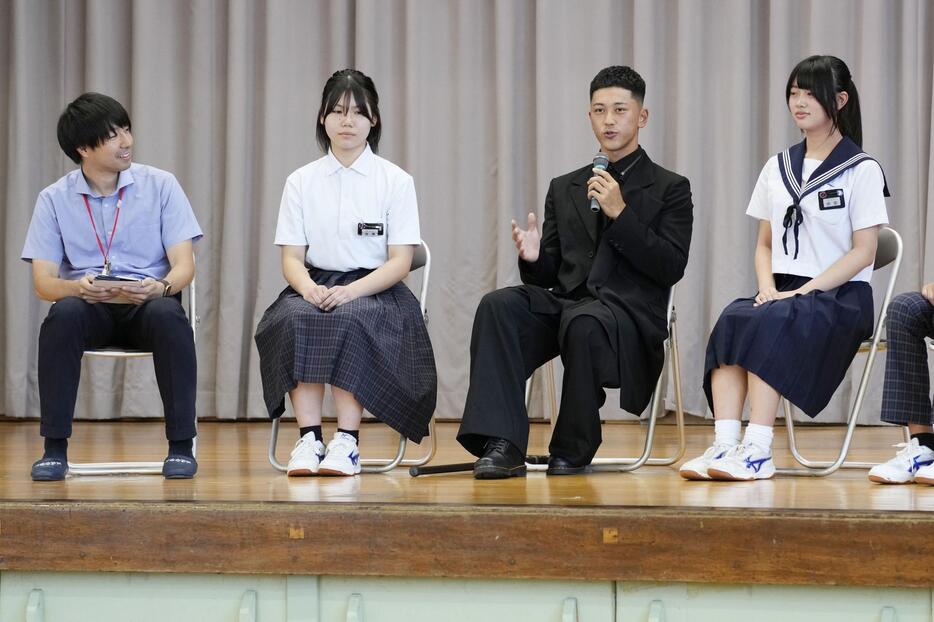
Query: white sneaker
869 439 934 484
679 442 737 480
318 432 362 476
286 434 326 477
915 461 934 485
707 443 775 481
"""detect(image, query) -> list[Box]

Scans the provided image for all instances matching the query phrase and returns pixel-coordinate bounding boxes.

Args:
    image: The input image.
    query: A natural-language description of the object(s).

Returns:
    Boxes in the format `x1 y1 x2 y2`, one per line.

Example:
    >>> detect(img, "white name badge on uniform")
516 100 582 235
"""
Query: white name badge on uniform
818 189 845 210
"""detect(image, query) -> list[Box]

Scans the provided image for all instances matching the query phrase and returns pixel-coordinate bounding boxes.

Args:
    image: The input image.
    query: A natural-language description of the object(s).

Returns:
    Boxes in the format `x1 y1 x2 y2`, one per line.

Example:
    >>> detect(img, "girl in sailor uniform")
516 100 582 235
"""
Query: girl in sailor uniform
254 69 437 476
680 55 889 481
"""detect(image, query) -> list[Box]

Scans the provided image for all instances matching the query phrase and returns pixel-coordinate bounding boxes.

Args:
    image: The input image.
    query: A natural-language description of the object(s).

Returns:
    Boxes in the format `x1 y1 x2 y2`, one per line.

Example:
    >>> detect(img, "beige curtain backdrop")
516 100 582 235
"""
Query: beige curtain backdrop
1 0 932 427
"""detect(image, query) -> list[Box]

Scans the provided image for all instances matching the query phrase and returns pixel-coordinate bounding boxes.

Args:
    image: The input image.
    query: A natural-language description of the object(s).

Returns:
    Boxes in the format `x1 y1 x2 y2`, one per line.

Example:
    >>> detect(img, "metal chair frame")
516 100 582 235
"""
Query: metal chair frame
525 286 686 472
777 226 903 476
68 278 199 475
268 240 437 474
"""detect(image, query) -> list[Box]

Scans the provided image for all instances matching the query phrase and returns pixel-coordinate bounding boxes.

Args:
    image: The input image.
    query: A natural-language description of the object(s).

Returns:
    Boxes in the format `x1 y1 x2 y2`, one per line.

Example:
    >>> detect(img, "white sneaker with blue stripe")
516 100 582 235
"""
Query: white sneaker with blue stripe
318 432 362 476
707 443 775 481
679 442 737 480
868 439 934 484
287 434 327 477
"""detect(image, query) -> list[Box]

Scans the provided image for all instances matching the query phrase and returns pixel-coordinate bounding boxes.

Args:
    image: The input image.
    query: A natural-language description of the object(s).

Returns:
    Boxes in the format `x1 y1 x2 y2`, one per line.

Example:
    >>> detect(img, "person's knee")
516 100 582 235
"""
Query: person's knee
888 292 927 329
475 288 524 325
142 298 193 342
144 297 188 323
478 288 513 313
41 297 91 334
564 316 602 345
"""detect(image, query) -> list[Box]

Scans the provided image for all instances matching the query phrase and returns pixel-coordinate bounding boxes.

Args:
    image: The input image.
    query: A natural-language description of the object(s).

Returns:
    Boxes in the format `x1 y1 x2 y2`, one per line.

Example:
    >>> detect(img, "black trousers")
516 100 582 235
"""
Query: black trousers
38 296 197 441
457 286 619 465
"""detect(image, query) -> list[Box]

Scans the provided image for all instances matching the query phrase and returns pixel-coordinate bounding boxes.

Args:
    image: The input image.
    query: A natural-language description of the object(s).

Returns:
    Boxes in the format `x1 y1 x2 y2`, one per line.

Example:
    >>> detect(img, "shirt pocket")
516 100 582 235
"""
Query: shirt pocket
123 221 165 269
807 185 849 226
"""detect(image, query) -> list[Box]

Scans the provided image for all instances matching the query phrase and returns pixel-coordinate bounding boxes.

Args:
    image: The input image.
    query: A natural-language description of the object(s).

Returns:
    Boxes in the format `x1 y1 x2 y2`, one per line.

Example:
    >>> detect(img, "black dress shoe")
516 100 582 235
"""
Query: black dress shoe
473 437 526 479
546 455 588 476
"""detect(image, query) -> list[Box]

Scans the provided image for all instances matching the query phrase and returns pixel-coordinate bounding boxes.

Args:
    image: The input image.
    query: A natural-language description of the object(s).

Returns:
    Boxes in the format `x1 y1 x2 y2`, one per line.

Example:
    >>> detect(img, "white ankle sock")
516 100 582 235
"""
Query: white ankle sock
743 423 774 450
714 419 742 447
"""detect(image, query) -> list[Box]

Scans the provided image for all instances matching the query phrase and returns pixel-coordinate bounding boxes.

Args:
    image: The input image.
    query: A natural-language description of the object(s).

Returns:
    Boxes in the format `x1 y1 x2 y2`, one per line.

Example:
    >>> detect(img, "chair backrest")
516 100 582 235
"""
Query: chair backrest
874 226 901 270
870 226 903 343
410 240 430 318
665 285 676 330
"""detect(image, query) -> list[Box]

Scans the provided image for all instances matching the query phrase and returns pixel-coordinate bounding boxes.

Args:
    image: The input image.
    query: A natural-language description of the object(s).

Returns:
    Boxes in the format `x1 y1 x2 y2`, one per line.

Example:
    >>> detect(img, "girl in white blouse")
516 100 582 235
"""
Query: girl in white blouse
680 55 889 481
255 69 436 476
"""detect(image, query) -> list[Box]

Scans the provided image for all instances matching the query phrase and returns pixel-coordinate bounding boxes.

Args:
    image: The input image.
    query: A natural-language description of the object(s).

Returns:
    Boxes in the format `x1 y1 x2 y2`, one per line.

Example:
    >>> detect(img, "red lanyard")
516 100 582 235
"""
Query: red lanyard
82 187 125 271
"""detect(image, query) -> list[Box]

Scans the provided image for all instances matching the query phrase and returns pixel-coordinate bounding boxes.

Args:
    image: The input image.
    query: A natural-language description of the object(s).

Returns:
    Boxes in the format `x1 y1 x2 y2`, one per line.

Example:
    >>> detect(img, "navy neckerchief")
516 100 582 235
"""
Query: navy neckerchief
776 136 890 259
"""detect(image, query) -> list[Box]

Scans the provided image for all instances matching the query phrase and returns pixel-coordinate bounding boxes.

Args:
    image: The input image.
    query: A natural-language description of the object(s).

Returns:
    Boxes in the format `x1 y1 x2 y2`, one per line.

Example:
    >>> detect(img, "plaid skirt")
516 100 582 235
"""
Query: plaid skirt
703 274 874 418
254 268 437 442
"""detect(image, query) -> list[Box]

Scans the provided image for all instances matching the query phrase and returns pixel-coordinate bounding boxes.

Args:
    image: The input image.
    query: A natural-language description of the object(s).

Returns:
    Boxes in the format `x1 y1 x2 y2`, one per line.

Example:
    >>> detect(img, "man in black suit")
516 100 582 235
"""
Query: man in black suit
458 65 694 478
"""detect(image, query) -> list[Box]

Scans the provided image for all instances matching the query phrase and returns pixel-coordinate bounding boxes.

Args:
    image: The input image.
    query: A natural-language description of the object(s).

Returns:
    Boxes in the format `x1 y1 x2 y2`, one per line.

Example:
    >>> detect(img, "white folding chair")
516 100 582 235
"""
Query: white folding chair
68 279 199 475
525 286 686 472
777 226 903 476
268 240 437 474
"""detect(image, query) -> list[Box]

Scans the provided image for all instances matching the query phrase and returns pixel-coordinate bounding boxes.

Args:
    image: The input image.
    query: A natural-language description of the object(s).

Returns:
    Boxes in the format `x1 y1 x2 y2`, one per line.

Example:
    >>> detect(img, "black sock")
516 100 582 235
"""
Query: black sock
911 433 934 452
43 437 68 461
299 425 323 442
337 428 359 443
168 438 194 458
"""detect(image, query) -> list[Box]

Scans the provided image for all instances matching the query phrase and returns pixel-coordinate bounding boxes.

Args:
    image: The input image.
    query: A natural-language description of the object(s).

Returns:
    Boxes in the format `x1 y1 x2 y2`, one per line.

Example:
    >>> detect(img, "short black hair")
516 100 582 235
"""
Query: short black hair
315 69 382 154
786 55 862 147
57 93 132 164
590 66 646 104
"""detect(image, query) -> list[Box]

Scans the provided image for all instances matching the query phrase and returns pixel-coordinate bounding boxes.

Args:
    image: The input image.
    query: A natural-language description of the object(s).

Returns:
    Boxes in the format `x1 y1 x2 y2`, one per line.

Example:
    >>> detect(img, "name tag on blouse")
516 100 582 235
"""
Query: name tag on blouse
357 222 385 236
818 189 845 210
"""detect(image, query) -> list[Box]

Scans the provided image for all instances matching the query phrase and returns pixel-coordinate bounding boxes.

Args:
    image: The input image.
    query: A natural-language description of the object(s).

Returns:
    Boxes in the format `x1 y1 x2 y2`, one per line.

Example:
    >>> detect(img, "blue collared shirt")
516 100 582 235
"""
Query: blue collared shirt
21 163 203 280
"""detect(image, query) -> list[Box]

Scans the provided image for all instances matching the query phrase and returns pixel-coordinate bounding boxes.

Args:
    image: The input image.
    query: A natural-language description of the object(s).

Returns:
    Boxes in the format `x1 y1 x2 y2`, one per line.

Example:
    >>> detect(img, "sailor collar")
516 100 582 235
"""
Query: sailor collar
777 137 890 259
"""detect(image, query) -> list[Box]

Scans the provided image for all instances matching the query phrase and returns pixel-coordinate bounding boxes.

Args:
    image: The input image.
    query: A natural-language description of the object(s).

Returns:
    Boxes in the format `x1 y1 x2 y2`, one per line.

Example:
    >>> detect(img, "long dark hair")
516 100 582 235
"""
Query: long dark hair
785 55 862 146
315 69 381 153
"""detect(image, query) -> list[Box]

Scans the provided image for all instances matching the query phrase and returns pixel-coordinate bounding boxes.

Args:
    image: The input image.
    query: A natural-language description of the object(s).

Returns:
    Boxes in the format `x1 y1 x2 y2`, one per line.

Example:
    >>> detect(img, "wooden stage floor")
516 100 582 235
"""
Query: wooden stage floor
1 419 932 588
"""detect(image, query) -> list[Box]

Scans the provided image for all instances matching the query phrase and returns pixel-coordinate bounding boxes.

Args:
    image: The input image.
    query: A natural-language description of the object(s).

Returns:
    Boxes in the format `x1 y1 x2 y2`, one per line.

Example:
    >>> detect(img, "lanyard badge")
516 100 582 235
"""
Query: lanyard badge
83 187 125 276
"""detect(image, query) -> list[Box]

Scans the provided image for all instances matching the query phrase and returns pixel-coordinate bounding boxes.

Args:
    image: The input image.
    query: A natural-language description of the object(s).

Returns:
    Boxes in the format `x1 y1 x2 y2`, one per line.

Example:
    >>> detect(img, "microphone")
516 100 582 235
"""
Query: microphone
590 153 609 212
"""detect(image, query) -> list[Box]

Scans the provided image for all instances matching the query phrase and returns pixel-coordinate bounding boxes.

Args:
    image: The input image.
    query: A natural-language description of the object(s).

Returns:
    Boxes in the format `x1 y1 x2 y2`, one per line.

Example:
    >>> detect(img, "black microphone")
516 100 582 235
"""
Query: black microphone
590 153 609 212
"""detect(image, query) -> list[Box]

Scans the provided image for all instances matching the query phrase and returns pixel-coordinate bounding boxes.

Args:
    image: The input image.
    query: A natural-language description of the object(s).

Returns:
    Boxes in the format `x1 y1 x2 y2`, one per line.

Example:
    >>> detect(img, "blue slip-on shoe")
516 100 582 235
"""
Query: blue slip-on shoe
162 454 198 479
31 457 68 481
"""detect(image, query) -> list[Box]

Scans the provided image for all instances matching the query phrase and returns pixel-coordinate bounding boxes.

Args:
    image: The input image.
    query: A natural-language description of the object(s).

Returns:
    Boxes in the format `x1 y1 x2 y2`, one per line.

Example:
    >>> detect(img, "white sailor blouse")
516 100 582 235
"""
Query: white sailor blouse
746 137 889 283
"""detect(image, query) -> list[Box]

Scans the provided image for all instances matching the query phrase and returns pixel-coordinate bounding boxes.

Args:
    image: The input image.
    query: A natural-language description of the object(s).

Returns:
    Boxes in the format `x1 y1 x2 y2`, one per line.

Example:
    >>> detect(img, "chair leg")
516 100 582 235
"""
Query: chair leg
546 359 558 436
361 434 406 473
590 315 687 470
589 343 665 472
398 417 437 468
777 335 885 476
268 417 287 472
269 416 431 473
68 460 165 475
69 421 198 476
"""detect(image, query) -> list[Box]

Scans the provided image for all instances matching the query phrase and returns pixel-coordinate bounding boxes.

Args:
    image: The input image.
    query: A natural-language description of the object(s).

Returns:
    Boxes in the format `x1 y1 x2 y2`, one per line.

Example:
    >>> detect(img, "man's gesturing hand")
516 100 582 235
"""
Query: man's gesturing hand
511 212 541 263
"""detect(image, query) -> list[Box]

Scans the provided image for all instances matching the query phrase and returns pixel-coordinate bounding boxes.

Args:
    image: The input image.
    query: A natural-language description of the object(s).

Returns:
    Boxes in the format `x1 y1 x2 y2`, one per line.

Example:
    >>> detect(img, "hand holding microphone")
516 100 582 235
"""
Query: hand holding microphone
589 154 609 212
587 152 626 218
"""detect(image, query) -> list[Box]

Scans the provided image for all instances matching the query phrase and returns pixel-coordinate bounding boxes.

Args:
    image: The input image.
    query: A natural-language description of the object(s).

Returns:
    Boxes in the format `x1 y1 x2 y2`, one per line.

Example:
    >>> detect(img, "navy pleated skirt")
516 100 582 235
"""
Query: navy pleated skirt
703 274 874 418
254 268 437 442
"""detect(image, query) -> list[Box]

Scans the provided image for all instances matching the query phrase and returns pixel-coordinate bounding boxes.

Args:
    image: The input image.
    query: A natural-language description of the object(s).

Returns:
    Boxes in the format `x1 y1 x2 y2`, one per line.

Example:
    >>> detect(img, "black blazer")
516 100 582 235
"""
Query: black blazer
519 149 694 413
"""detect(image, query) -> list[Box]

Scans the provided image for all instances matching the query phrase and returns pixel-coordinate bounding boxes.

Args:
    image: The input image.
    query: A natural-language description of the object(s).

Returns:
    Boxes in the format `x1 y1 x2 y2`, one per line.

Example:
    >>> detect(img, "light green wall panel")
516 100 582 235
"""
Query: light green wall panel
320 576 615 622
0 572 289 622
2 572 932 622
617 582 932 621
